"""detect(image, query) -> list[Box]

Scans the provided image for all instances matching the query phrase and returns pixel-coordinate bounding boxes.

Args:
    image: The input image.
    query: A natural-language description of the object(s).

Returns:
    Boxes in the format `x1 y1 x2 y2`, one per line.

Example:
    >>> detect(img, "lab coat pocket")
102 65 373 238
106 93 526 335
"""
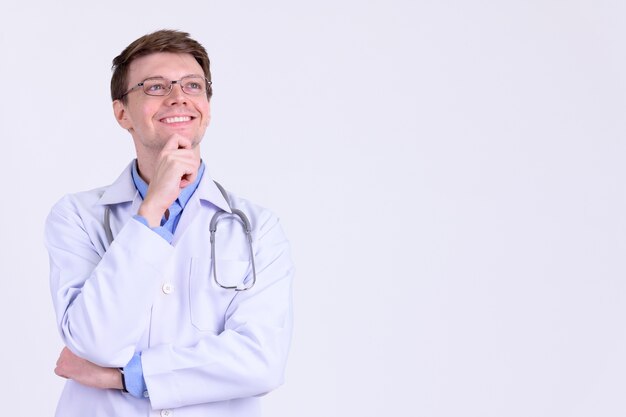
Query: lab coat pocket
189 257 251 332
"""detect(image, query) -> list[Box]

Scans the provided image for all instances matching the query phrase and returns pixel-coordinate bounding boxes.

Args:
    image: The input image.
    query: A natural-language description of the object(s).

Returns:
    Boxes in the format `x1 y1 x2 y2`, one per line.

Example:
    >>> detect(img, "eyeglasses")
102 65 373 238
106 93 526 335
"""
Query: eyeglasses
121 75 211 98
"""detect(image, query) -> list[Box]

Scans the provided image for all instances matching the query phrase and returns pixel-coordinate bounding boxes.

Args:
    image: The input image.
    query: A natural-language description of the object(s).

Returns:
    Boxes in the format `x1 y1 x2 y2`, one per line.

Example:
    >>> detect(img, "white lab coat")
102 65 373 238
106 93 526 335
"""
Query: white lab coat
45 162 294 417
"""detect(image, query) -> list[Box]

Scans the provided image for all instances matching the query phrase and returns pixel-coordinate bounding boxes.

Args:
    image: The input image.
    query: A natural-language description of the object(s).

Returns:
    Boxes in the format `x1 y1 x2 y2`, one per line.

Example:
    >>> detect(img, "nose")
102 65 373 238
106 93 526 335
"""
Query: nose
166 82 187 105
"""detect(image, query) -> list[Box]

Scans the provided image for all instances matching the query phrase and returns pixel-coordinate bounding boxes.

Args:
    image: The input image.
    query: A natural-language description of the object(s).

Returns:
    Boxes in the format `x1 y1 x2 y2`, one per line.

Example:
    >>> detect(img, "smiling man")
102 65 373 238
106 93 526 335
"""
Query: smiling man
45 30 294 417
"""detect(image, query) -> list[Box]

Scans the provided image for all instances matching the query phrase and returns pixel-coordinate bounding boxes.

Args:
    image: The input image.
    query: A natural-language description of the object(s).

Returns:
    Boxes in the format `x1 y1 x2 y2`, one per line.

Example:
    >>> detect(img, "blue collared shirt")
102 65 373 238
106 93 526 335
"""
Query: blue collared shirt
124 159 205 398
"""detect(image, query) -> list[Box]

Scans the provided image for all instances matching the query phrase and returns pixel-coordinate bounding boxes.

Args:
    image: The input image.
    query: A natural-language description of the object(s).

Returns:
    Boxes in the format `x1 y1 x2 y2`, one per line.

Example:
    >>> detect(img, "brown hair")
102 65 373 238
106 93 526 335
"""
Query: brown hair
111 29 212 102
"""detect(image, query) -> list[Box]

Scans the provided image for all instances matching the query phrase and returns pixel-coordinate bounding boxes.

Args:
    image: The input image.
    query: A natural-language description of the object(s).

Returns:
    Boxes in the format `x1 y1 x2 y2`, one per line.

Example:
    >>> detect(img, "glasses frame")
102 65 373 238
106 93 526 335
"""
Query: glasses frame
120 75 212 99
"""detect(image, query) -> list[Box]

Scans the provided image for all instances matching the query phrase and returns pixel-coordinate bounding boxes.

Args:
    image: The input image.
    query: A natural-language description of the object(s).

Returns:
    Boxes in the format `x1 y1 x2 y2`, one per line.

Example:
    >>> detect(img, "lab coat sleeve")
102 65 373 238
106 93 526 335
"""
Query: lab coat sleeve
141 213 294 409
45 195 175 366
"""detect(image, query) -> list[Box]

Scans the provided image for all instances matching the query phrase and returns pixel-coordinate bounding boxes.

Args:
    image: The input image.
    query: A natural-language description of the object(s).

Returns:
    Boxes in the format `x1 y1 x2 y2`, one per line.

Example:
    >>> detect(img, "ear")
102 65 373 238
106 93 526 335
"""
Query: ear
112 99 133 130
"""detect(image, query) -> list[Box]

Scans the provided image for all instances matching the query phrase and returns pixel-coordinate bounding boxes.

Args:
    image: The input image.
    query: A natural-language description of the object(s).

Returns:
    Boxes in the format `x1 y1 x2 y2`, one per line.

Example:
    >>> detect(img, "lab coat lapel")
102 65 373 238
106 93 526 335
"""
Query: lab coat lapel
97 162 137 206
96 162 142 242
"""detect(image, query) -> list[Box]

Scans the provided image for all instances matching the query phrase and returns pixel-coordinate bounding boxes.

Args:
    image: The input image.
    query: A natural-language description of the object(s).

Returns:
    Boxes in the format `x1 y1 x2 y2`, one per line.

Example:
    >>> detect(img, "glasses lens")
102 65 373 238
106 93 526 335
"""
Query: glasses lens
180 76 206 95
143 78 171 96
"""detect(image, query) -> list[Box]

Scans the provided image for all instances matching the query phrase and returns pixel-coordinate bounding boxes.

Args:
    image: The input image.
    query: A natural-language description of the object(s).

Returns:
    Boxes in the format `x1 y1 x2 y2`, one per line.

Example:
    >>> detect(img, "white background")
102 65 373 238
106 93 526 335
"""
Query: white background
1 1 626 416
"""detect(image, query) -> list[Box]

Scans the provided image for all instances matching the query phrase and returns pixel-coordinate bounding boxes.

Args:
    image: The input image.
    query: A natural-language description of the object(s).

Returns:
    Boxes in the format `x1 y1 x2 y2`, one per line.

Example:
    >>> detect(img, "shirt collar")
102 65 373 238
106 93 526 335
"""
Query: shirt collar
131 160 205 209
97 160 232 213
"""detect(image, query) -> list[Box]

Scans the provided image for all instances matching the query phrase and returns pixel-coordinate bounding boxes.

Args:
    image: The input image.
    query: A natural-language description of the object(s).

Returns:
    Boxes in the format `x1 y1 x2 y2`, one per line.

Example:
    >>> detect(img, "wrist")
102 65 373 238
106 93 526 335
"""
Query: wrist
103 368 124 390
138 201 165 227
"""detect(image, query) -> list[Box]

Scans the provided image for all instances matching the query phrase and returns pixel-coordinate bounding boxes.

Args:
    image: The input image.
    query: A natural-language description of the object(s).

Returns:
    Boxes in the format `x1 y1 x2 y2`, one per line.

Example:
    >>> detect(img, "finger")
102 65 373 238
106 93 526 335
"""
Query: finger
180 162 200 188
180 177 193 188
160 151 198 184
180 173 195 188
161 135 186 153
164 134 192 151
161 154 197 179
176 136 192 150
54 365 68 378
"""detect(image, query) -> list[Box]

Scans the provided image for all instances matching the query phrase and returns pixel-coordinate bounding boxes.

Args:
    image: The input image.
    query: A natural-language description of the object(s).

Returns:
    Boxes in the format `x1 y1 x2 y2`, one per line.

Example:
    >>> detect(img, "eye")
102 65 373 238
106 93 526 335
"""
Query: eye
182 78 205 92
142 79 170 95
147 82 167 91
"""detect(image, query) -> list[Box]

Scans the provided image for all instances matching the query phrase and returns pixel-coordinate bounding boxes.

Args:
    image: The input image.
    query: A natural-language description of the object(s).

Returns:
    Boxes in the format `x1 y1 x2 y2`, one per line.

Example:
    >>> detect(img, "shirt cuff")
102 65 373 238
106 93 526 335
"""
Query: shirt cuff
123 353 149 399
133 215 174 243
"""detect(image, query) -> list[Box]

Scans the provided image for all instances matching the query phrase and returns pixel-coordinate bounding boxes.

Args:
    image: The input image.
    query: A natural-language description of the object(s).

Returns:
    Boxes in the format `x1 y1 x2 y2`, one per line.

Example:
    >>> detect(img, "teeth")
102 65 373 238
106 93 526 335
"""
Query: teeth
163 116 191 123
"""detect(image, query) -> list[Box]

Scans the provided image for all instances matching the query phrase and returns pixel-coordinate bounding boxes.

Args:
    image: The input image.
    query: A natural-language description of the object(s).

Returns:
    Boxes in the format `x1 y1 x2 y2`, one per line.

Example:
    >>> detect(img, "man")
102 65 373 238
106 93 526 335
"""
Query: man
45 30 294 417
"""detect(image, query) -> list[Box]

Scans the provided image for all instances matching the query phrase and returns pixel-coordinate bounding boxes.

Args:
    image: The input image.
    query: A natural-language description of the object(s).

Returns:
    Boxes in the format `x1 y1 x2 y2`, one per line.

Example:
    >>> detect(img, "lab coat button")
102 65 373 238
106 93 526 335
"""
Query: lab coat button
162 283 174 294
161 410 172 417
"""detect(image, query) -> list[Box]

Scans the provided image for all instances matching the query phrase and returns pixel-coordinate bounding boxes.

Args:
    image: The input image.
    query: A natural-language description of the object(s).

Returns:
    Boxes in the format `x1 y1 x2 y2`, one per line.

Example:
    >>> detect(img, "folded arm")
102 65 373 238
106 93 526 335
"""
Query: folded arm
46 197 175 366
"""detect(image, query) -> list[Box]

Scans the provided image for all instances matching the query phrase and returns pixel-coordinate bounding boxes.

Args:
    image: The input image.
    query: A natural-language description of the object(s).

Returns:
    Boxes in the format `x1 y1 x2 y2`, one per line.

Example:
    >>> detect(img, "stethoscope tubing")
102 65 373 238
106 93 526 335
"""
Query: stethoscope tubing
103 181 257 291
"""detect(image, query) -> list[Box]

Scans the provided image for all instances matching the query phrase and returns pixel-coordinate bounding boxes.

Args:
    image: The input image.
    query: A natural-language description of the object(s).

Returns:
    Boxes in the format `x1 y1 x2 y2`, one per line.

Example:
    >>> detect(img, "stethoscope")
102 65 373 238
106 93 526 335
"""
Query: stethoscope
103 181 257 291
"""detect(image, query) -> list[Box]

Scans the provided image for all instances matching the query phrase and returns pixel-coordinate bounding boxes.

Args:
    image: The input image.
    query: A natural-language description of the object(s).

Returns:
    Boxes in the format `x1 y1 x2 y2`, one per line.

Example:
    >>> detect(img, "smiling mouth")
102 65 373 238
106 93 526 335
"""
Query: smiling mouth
161 116 193 124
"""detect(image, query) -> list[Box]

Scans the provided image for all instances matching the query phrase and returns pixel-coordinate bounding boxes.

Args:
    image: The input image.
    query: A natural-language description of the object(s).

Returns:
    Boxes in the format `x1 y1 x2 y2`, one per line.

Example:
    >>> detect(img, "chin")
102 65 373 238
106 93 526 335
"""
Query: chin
190 134 204 147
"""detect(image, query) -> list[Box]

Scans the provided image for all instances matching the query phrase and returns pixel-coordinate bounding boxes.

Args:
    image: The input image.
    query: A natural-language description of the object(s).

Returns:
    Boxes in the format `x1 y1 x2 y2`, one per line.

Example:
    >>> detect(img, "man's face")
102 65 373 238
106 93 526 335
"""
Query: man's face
113 52 211 153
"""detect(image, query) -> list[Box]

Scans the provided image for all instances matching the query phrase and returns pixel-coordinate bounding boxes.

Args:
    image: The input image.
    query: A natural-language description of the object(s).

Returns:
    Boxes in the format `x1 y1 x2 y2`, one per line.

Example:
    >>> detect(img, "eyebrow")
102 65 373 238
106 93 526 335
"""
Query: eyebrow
141 73 204 81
